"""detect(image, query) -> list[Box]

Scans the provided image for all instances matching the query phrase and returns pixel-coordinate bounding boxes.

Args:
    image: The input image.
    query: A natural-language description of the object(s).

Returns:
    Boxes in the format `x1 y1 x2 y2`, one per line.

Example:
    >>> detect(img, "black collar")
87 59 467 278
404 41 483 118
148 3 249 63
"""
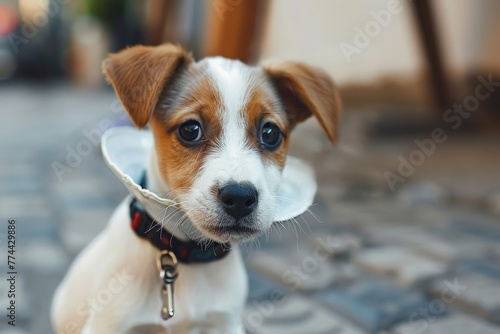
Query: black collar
129 176 230 264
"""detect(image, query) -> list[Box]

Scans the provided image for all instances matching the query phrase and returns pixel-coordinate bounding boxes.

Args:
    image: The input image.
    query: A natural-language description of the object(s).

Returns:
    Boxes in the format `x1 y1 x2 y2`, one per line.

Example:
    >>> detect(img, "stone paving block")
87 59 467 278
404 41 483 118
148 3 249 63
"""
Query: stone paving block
324 200 447 230
17 239 69 274
247 270 286 302
447 216 500 243
417 208 454 229
363 226 488 263
265 209 353 248
245 294 366 334
0 160 42 182
430 272 500 325
392 313 500 334
364 226 454 261
485 188 500 215
0 194 52 221
249 248 360 292
456 259 500 280
60 193 118 211
444 216 500 260
317 184 346 204
310 229 364 260
54 176 117 200
26 271 66 332
298 200 334 229
397 181 450 208
61 207 114 253
0 148 40 163
352 247 448 288
53 172 126 212
15 218 60 239
316 279 433 332
0 328 29 334
0 177 45 195
340 180 382 201
320 202 390 229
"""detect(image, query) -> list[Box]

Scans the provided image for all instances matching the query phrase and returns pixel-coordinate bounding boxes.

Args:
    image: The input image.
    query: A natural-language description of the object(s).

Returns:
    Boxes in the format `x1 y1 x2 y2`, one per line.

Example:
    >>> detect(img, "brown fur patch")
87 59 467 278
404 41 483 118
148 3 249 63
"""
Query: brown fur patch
103 44 192 128
244 84 289 169
150 66 223 196
262 61 342 143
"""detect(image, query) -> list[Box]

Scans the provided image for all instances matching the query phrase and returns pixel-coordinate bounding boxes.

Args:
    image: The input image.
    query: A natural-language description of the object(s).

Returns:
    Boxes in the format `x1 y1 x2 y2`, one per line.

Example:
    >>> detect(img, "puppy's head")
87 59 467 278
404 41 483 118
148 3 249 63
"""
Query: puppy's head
103 44 341 243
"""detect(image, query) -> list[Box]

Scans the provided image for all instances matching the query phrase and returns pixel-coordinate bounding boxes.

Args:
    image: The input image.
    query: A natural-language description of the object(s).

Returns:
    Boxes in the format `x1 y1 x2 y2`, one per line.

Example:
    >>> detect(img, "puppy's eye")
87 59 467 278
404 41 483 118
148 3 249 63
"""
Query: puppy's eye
260 122 282 150
178 120 203 143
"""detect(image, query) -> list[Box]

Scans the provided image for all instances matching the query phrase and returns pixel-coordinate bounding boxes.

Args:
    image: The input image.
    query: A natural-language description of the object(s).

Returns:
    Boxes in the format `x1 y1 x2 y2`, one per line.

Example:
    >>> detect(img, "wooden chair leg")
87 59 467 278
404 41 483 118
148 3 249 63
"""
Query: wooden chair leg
411 0 452 113
202 0 268 63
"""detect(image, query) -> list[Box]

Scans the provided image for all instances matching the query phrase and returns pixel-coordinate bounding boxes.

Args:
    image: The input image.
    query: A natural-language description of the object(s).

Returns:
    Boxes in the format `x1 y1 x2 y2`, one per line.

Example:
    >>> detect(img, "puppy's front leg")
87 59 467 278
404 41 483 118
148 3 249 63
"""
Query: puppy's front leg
199 326 245 334
215 321 246 334
80 322 97 334
80 318 123 334
81 309 128 334
231 324 246 334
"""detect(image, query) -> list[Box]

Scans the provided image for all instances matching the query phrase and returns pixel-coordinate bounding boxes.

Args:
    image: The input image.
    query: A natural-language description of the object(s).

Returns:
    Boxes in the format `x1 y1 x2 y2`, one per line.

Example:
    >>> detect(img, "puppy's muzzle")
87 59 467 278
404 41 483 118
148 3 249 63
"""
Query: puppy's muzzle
218 183 258 222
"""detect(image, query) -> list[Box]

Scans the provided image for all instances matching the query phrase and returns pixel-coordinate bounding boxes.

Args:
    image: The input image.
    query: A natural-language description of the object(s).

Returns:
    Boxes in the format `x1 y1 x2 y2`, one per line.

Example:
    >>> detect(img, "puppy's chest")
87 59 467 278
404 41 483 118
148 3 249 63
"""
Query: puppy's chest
126 257 247 331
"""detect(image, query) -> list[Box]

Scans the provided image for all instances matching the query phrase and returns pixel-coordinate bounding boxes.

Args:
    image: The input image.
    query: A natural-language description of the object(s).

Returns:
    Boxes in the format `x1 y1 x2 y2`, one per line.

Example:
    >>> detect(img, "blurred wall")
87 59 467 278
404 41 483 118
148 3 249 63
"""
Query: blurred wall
436 0 500 76
260 0 500 111
260 0 422 85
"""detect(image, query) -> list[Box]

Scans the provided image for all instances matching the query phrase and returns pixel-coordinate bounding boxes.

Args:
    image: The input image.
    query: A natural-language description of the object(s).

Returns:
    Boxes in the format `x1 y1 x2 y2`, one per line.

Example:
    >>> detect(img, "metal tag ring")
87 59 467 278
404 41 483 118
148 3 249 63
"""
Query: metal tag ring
156 250 178 273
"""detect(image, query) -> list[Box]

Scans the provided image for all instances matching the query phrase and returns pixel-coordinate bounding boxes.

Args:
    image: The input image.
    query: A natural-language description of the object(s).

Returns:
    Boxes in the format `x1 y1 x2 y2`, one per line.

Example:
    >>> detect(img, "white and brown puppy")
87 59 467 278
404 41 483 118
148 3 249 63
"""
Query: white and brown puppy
51 44 341 334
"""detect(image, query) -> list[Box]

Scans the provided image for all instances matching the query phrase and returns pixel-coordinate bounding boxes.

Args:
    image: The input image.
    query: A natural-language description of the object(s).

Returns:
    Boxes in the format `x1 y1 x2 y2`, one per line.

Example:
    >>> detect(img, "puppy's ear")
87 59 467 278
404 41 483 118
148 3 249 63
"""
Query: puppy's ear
263 61 342 143
103 44 192 128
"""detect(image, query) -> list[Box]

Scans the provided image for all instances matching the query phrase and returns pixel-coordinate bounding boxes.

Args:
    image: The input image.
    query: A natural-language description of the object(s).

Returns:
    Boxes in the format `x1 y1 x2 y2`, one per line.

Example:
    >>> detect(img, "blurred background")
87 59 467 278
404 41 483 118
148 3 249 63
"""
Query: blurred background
1 0 500 333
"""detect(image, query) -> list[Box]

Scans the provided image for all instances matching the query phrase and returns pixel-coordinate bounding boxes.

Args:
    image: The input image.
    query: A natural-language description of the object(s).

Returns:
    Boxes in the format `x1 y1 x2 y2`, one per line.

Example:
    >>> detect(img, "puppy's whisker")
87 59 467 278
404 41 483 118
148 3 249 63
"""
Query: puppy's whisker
264 228 270 242
166 209 186 232
171 208 197 241
287 218 300 248
170 213 191 243
271 195 318 239
158 207 184 229
156 187 190 200
144 206 171 234
273 195 297 203
272 222 283 240
298 214 313 238
158 207 185 238
305 207 323 224
253 236 261 252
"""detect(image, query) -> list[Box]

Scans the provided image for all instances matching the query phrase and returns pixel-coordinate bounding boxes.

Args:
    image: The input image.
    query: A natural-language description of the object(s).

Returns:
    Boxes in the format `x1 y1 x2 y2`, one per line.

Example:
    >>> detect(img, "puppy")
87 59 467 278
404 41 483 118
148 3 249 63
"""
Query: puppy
51 43 341 334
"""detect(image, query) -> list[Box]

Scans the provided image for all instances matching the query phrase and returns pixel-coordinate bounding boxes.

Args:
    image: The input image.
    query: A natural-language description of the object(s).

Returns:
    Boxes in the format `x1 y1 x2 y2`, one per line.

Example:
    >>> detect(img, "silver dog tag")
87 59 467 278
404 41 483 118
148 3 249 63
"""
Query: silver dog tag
160 267 177 320
157 251 178 321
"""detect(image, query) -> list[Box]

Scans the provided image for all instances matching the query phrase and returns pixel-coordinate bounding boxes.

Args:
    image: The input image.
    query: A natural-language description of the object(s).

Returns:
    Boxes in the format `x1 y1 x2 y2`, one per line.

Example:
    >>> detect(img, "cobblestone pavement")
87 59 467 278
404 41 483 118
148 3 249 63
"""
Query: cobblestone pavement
1 83 500 334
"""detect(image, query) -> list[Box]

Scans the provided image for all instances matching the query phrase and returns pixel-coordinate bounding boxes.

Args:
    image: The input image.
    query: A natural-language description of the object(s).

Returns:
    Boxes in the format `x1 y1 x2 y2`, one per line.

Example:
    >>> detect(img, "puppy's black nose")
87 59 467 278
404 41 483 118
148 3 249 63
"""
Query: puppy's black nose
219 183 258 221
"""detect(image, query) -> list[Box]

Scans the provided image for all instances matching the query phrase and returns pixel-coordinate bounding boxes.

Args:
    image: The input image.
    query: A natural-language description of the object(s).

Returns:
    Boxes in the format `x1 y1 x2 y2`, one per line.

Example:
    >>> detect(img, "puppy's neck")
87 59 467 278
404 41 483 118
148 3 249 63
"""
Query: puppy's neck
146 150 203 242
